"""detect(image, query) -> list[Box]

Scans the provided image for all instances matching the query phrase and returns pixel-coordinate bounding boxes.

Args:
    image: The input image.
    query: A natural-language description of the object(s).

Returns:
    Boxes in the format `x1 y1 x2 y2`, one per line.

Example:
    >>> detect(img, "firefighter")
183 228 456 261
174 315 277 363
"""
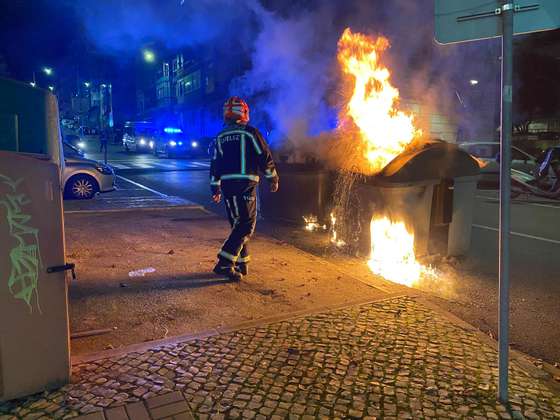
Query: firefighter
210 96 279 280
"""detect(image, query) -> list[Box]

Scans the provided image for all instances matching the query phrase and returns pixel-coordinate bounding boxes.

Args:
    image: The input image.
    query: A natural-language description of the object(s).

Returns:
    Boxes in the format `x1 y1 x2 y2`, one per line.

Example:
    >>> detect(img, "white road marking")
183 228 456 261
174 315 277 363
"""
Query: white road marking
191 162 210 168
116 175 168 198
152 162 175 169
473 224 560 245
110 163 130 169
476 195 560 210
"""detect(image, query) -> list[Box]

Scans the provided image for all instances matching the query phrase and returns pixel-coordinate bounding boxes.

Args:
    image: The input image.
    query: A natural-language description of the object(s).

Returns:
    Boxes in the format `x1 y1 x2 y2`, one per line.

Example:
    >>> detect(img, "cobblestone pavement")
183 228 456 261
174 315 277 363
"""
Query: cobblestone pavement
1 297 559 419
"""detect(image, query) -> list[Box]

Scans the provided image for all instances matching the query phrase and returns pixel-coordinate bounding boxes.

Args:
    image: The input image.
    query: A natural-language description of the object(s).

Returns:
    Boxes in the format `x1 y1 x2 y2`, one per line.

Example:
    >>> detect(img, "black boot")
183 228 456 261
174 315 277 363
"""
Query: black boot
236 263 248 276
213 259 242 281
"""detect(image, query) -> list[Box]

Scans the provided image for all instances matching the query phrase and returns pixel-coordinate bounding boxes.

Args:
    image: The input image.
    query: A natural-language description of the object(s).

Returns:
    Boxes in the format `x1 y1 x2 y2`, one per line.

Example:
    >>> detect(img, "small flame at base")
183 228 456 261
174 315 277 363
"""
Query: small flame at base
303 215 325 232
330 212 346 248
368 216 434 287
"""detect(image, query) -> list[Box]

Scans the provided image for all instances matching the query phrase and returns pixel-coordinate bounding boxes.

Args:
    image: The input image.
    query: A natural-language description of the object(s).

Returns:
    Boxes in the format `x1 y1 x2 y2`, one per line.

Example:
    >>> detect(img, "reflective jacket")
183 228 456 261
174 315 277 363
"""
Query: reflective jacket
210 123 278 194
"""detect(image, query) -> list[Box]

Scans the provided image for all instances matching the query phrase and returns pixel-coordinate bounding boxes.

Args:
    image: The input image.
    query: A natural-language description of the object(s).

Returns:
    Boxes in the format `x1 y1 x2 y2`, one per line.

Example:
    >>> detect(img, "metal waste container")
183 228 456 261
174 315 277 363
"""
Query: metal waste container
0 78 70 401
355 141 480 256
259 162 334 222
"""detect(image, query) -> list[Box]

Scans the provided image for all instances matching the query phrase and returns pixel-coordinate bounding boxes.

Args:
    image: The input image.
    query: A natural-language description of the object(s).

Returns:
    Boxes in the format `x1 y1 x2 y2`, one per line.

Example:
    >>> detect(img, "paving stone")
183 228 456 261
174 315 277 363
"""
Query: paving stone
146 391 184 409
124 402 150 420
1 297 560 419
149 400 190 419
104 406 128 420
74 412 106 420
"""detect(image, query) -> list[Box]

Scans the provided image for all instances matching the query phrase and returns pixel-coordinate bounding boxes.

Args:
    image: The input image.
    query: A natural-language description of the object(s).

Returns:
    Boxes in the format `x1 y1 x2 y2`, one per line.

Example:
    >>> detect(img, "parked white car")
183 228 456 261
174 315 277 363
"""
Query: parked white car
458 141 538 186
62 142 115 199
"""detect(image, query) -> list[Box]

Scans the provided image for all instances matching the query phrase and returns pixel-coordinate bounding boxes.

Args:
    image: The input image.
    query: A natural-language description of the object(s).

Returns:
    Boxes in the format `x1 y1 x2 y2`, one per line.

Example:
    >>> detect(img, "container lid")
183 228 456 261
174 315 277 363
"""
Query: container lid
371 140 480 185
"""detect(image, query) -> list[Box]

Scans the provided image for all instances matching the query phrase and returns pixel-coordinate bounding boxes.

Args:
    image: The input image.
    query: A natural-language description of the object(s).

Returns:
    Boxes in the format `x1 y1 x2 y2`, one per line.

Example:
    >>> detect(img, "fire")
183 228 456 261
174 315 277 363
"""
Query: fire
368 217 437 287
330 212 346 248
367 217 423 286
337 28 420 173
303 215 325 232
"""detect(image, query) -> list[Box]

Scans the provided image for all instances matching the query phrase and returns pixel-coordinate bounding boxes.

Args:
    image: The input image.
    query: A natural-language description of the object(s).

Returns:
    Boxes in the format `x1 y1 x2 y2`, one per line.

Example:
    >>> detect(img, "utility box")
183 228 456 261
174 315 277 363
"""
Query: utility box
0 78 70 401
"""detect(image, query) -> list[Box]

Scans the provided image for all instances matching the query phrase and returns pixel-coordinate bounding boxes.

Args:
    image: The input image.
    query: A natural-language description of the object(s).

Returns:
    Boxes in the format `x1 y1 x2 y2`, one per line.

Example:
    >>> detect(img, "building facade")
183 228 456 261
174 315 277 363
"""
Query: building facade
138 48 248 140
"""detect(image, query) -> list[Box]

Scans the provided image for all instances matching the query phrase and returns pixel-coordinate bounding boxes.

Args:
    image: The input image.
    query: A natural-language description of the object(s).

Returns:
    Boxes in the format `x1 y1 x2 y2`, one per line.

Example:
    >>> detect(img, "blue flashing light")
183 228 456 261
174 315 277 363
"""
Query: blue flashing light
178 141 183 146
191 141 198 148
169 140 177 147
164 127 182 134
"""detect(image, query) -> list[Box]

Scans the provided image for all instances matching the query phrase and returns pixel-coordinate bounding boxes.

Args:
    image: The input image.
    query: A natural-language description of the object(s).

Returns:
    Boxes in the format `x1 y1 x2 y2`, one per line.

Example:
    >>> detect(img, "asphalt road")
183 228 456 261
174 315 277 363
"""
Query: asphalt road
73 145 560 363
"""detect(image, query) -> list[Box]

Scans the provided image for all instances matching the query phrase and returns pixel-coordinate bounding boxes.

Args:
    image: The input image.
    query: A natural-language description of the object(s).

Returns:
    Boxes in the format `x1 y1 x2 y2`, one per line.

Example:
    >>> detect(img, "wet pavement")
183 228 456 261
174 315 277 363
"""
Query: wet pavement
63 175 202 213
1 297 559 419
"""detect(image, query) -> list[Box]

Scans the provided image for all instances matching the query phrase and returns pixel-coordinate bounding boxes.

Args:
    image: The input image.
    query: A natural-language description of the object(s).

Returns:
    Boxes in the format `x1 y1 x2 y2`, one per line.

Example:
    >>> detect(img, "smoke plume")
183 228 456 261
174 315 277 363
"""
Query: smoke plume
70 0 500 149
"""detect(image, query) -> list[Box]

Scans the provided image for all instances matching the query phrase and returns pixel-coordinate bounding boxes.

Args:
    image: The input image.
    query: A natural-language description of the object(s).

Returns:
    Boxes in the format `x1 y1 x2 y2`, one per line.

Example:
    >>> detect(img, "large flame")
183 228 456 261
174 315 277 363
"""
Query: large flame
367 217 422 286
337 28 420 173
335 29 434 286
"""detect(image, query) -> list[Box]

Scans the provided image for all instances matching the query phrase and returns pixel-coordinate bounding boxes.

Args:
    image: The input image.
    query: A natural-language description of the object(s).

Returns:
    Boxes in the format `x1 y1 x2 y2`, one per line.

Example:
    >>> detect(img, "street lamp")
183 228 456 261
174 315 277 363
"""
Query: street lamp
469 79 479 86
143 49 155 63
48 85 54 91
84 81 91 88
29 81 36 87
43 67 53 76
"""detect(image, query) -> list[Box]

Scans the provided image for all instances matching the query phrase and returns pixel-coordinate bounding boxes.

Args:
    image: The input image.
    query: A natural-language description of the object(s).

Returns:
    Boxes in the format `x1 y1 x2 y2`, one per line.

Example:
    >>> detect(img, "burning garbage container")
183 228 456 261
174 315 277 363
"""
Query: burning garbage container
354 140 480 257
0 78 70 401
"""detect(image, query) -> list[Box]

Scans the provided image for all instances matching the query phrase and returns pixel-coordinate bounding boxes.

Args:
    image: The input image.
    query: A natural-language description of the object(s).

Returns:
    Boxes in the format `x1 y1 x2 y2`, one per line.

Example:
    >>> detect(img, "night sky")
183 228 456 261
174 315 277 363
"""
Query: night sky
2 0 560 128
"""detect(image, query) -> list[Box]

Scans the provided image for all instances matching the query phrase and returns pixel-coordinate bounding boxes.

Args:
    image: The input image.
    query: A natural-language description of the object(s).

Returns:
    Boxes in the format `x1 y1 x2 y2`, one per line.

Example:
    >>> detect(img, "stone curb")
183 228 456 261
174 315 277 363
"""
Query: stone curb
72 292 408 365
64 204 208 215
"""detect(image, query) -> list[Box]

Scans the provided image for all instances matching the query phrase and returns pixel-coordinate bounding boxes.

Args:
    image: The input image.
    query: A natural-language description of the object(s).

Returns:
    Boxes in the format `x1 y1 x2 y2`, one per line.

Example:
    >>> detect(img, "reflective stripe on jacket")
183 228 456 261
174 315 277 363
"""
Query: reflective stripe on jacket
210 123 278 194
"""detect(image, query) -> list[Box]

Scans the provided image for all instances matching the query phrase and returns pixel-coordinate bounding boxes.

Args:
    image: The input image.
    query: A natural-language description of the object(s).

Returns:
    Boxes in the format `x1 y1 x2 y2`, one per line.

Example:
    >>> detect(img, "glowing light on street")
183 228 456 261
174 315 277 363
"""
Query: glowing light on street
469 79 479 86
48 86 54 91
191 141 198 148
337 28 420 174
29 82 36 87
84 82 91 88
43 67 53 76
143 49 156 63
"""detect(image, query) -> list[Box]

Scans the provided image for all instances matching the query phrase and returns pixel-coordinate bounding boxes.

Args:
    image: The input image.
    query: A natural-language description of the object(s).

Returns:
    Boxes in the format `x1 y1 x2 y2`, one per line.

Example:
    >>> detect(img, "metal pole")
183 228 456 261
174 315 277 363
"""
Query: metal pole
498 1 513 404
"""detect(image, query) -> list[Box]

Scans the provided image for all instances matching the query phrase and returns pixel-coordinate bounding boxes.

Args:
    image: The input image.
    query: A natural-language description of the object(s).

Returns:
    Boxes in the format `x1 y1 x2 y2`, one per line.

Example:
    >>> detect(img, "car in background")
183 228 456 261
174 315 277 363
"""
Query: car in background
122 121 157 153
153 127 207 158
458 141 538 186
62 142 115 199
63 133 87 153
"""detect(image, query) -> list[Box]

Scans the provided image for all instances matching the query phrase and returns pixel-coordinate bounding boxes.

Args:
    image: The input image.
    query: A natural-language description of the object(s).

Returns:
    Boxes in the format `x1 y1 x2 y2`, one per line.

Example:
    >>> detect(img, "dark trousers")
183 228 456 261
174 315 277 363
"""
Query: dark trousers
100 140 108 153
218 181 257 265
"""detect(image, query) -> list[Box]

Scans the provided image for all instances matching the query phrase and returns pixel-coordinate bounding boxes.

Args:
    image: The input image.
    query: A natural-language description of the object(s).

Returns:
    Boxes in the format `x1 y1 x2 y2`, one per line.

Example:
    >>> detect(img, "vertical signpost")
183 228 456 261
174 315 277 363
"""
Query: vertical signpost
498 3 513 403
435 0 560 403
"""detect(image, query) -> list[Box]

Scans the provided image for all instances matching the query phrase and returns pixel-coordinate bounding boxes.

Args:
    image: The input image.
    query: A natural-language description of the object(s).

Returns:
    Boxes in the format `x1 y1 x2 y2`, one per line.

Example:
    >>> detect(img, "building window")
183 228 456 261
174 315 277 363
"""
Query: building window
179 70 201 95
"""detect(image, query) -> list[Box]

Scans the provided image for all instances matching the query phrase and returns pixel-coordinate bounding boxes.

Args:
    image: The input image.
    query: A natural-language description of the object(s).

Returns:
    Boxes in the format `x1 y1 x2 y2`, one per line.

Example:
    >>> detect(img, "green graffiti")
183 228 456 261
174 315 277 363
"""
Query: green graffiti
0 173 42 313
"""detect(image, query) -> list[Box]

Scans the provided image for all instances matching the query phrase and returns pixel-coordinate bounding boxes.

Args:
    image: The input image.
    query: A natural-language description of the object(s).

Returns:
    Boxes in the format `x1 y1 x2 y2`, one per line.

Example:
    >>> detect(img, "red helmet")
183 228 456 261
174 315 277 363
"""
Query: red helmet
223 96 250 124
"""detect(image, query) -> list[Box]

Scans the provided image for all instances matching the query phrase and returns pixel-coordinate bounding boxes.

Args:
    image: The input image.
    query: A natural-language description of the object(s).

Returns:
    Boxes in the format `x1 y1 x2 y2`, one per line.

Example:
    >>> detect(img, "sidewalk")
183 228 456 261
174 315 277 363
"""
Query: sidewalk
1 297 559 419
63 208 392 355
